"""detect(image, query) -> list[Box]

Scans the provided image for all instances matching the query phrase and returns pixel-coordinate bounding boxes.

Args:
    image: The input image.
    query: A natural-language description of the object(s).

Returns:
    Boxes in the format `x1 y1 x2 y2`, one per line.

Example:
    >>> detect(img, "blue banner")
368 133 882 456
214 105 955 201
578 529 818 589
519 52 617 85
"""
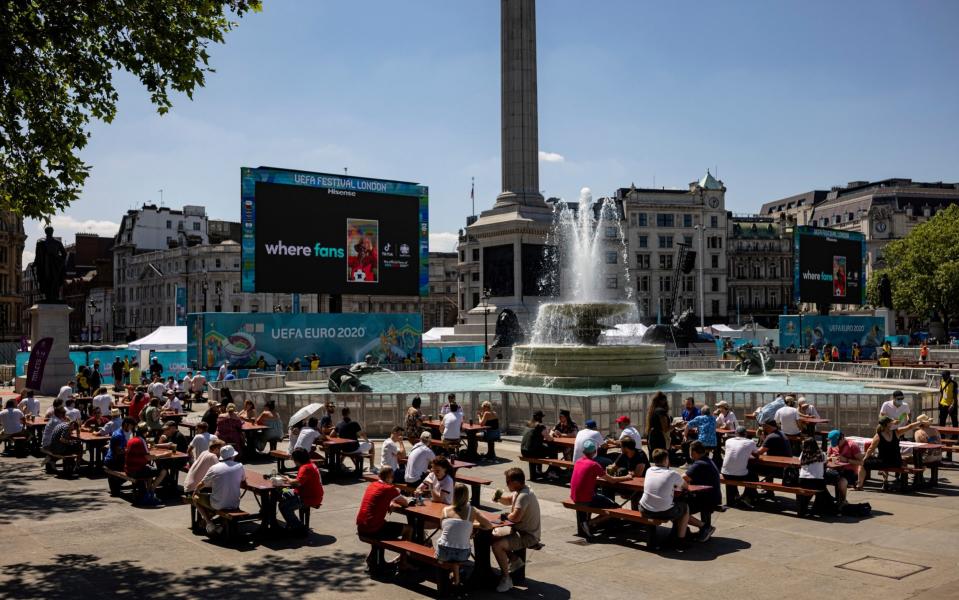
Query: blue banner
175 287 187 326
779 315 884 359
187 312 422 369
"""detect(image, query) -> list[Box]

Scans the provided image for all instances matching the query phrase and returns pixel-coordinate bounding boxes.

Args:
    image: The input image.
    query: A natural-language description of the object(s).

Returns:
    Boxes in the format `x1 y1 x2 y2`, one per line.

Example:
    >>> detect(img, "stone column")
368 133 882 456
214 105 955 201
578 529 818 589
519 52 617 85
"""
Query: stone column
28 304 75 395
495 0 545 209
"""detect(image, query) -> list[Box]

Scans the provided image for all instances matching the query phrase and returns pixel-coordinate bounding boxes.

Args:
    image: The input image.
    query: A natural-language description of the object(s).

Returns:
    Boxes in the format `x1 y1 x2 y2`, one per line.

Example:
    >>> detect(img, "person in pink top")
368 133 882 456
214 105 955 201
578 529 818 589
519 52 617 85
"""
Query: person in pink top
569 440 632 537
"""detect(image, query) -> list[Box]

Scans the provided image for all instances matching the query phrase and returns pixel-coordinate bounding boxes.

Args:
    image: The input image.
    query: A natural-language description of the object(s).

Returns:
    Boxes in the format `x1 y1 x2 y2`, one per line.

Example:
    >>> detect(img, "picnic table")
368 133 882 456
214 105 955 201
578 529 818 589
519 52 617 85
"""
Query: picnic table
78 430 110 474
395 499 510 586
595 476 711 510
745 412 829 425
241 465 286 534
321 436 371 475
423 419 490 459
25 417 47 452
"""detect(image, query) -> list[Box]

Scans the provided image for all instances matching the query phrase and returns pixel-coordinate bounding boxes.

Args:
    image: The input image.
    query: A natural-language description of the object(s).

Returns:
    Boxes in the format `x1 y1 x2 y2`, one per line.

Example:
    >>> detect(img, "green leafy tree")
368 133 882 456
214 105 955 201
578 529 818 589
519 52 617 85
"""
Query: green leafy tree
867 203 959 326
0 1 261 219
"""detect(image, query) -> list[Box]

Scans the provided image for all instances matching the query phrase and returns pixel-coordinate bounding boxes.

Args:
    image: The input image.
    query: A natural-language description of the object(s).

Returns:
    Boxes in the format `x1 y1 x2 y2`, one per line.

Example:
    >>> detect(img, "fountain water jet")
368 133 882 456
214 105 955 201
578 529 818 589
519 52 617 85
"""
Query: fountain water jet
500 192 674 389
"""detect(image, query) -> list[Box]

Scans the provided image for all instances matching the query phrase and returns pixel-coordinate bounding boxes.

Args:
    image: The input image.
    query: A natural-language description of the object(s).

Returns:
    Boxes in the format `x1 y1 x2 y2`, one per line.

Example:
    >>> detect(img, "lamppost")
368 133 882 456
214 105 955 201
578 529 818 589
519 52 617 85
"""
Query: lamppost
202 280 209 312
87 300 98 343
694 223 706 329
481 288 491 358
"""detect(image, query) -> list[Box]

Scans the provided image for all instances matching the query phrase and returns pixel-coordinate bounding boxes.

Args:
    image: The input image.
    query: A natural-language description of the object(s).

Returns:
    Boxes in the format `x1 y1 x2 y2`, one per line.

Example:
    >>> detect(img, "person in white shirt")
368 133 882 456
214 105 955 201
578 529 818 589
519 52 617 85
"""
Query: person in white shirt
441 402 463 442
0 400 25 439
191 372 207 396
879 390 911 430
416 456 455 503
17 391 41 418
64 399 81 423
188 421 219 461
404 431 436 484
721 426 760 507
185 439 224 492
97 409 124 437
91 387 113 416
639 448 705 545
293 418 323 452
775 397 802 436
57 382 75 403
193 444 246 535
714 401 738 430
380 426 406 472
798 397 819 419
163 396 183 413
613 415 643 447
181 372 193 395
217 362 228 381
166 377 180 394
147 376 167 399
572 420 607 464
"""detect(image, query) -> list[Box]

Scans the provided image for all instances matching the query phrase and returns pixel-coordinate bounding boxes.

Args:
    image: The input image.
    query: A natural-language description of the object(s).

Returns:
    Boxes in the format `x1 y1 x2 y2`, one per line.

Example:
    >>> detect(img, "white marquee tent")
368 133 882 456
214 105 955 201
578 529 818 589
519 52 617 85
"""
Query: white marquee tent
127 326 187 351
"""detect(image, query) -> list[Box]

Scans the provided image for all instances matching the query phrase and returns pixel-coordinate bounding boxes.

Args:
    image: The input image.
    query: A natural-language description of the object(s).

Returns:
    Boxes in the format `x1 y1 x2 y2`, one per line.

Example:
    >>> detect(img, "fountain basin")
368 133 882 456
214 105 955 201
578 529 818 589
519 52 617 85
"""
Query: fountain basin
501 344 675 389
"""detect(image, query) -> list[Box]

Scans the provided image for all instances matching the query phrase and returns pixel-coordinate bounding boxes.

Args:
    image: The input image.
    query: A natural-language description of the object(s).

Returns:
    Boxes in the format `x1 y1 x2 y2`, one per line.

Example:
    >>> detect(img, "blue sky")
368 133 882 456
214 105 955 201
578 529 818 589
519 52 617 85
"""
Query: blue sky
27 0 959 261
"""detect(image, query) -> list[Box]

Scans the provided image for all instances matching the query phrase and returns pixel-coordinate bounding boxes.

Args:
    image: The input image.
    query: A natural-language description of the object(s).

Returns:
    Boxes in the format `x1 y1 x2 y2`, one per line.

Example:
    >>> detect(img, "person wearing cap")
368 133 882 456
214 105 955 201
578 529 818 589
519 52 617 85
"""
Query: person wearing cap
185 438 224 493
404 431 436 485
863 416 920 490
573 419 608 465
97 408 124 437
194 443 246 535
912 414 942 466
640 448 707 547
569 439 632 537
91 386 113 417
683 441 719 540
879 390 911 430
722 425 760 508
216 402 246 452
610 415 643 449
826 429 865 498
938 371 957 428
158 420 189 453
713 401 738 431
125 424 167 505
520 412 553 479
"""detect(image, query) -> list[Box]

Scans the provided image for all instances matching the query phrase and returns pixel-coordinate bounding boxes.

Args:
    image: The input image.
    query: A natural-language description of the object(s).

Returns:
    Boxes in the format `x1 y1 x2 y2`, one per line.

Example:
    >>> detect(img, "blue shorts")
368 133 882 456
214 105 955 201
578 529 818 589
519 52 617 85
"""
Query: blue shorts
436 545 470 563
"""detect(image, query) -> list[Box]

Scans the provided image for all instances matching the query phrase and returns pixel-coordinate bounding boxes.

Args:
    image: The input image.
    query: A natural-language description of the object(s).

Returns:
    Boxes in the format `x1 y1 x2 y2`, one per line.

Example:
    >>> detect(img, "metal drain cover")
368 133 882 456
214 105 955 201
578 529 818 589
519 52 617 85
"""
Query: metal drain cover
836 556 930 580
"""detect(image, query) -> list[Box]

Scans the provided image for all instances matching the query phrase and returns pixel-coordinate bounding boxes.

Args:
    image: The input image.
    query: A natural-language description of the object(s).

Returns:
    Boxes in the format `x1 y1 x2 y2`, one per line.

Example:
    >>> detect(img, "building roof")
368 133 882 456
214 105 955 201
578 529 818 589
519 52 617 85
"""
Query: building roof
698 170 723 190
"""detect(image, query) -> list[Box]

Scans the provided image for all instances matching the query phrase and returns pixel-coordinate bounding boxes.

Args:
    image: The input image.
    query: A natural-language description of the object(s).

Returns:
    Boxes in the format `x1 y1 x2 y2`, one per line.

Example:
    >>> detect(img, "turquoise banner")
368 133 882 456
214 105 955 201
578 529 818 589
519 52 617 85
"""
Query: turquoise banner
188 312 422 369
779 315 884 359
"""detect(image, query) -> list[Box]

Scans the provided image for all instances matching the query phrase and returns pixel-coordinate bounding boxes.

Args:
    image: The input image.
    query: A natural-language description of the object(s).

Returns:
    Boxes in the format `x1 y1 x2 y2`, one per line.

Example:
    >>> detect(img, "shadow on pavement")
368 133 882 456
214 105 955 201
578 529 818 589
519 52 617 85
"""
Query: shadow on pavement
0 462 113 526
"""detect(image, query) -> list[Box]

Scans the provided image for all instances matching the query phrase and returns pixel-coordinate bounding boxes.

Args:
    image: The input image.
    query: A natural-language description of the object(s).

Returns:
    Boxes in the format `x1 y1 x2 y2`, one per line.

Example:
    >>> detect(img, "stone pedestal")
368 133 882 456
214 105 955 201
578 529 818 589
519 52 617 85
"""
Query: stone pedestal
875 308 895 338
28 303 75 395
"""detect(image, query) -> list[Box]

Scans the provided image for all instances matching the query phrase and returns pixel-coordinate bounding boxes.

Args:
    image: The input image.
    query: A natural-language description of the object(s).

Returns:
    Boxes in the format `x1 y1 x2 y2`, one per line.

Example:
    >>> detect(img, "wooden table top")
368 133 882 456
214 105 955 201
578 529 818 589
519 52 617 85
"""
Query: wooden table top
595 476 712 494
148 448 188 461
242 466 285 493
78 431 110 444
934 425 959 435
423 419 489 432
322 436 361 447
397 499 506 525
547 435 577 449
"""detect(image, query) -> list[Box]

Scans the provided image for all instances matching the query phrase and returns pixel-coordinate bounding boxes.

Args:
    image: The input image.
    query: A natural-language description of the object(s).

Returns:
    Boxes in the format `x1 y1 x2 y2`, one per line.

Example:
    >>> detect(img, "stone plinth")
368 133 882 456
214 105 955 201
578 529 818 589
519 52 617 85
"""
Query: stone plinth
28 303 75 395
501 344 675 389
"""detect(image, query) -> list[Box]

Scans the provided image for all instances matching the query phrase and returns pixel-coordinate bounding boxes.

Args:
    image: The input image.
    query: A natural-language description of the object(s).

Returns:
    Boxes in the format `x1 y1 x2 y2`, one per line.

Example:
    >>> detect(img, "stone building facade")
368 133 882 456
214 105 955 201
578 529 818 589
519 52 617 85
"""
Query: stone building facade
0 212 26 343
726 215 793 327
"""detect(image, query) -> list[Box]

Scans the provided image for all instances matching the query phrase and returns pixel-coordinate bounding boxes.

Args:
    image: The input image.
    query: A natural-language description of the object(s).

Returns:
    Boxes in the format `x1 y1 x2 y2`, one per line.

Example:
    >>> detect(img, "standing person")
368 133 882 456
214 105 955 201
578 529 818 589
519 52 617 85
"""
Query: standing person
939 371 957 428
191 370 207 399
111 357 124 390
919 341 930 364
852 343 861 362
404 431 436 485
380 426 406 478
685 407 718 465
436 483 493 589
193 444 246 535
129 361 141 387
89 360 102 392
639 449 707 547
683 441 719 540
491 467 541 594
879 390 911 430
404 396 426 440
477 401 501 460
278 447 324 534
646 392 671 455
149 357 164 380
201 401 220 436
217 361 228 382
181 371 194 398
721 426 760 508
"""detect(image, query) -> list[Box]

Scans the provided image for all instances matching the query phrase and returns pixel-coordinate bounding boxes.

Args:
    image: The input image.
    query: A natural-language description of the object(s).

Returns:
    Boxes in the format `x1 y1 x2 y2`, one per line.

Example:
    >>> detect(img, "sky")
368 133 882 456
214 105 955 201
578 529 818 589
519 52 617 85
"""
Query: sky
24 0 959 263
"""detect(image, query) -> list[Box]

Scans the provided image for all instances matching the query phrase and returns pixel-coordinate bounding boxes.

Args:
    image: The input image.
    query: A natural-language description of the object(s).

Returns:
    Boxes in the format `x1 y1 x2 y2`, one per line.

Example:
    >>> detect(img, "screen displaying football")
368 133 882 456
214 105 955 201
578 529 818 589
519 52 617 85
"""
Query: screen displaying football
793 226 865 305
241 167 428 296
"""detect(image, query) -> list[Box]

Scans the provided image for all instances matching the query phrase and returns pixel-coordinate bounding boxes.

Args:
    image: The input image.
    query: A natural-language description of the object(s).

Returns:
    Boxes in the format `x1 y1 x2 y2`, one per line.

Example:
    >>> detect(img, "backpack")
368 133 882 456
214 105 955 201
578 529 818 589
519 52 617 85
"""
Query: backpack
840 502 872 517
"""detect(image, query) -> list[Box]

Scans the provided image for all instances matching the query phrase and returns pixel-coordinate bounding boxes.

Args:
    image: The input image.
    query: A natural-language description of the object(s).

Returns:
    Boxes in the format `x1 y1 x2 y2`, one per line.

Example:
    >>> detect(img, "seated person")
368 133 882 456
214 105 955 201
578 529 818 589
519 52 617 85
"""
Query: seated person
685 407 718 464
48 418 83 475
549 409 578 460
162 395 183 414
826 429 865 501
64 399 81 423
569 440 632 537
318 401 337 437
713 401 738 430
775 396 803 436
573 420 608 465
125 424 168 505
0 399 25 441
640 448 708 546
82 406 110 431
356 466 411 569
681 397 699 422
158 420 189 453
436 483 493 588
683 441 719 539
97 408 124 437
193 444 246 535
520 412 552 469
140 397 164 441
913 414 943 464
441 401 464 445
491 468 542 594
278 447 324 534
18 389 41 418
184 439 224 493
416 457 455 503
862 416 919 489
105 417 136 471
721 426 760 508
755 419 792 488
334 407 374 471
798 436 835 515
91 387 113 417
215 403 246 451
380 426 406 478
611 437 649 478
611 415 643 447
292 417 322 454
188 421 219 462
477 400 501 460
404 432 436 486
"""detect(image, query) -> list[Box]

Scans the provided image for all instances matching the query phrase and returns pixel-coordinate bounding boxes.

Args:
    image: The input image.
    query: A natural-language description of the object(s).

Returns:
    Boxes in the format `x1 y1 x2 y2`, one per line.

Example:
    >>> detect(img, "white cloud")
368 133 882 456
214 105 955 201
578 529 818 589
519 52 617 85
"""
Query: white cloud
429 231 459 253
539 150 565 163
22 214 121 266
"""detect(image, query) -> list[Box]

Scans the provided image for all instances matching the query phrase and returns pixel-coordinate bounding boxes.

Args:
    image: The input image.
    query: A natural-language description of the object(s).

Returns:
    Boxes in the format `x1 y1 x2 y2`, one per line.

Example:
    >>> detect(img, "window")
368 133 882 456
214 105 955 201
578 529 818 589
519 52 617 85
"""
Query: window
847 212 854 221
683 235 693 246
656 214 675 227
711 277 719 292
605 276 618 289
711 254 719 269
472 292 479 308
636 253 650 269
658 235 673 249
471 272 479 282
769 264 778 278
683 275 695 292
605 251 618 264
683 214 692 228
472 249 479 261
710 215 718 228
707 236 723 249
659 276 672 292
638 236 648 248
459 251 465 262
640 298 650 316
251 304 259 313
659 255 673 270
638 276 650 292
605 226 618 238
215 258 221 269
711 299 720 316
193 222 201 231
638 213 647 227
166 220 172 229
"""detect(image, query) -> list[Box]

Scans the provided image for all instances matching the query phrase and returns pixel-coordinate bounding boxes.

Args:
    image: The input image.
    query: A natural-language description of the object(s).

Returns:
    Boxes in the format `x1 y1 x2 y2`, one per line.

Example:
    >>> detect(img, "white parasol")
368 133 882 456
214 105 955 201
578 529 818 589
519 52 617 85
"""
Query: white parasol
289 402 323 428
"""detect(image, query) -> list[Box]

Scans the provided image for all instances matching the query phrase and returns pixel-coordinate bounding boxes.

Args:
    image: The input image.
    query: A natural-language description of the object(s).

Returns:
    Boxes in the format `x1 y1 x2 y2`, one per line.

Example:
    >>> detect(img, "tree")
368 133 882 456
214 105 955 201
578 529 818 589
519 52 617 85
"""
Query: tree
867 204 959 327
0 1 261 219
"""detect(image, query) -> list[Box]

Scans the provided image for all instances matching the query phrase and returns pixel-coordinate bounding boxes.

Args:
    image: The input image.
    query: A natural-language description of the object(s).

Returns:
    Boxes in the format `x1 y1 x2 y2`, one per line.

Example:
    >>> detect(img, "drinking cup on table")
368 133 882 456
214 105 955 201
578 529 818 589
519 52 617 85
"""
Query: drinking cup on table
492 488 504 502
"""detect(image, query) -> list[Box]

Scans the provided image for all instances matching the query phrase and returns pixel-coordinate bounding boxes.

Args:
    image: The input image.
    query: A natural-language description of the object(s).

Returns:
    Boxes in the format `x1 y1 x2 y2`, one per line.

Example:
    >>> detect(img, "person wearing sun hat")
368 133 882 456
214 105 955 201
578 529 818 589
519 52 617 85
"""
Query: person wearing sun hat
193 443 246 535
713 401 738 431
912 414 943 466
826 429 866 496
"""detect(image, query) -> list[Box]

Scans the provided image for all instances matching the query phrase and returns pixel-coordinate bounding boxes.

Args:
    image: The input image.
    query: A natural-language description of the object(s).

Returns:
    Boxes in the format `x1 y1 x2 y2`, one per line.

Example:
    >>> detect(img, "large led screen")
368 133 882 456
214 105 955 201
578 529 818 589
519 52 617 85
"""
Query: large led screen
793 226 865 305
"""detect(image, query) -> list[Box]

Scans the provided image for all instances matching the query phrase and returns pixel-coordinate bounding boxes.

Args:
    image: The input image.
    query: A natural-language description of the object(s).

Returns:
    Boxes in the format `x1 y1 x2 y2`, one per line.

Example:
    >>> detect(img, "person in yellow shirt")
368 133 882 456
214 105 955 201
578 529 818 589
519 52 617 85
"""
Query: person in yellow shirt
939 371 957 427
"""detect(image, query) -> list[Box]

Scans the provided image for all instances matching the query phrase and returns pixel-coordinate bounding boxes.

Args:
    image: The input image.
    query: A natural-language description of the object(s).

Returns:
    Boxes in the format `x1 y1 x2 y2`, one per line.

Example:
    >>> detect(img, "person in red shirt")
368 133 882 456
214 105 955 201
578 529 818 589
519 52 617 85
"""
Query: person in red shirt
569 440 632 536
356 466 410 569
128 389 149 425
278 448 324 534
125 425 167 506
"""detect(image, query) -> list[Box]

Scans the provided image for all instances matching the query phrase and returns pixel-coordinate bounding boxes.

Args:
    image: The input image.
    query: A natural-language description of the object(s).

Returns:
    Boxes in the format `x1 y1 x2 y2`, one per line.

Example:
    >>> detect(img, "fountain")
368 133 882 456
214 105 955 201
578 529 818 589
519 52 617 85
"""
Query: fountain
500 191 675 389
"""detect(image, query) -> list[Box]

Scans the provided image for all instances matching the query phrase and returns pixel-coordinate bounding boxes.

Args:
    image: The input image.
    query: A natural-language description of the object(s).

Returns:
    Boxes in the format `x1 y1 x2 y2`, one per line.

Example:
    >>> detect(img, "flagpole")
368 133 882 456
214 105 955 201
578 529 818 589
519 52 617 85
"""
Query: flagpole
471 176 475 216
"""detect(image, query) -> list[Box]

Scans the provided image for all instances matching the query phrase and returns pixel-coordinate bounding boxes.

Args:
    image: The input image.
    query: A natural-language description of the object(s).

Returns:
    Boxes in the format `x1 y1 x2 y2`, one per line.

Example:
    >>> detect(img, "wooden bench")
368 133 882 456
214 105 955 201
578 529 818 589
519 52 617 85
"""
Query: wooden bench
42 449 80 477
379 539 457 595
184 495 257 542
562 501 666 545
104 466 152 500
454 472 492 507
2 433 29 457
719 478 817 515
519 456 573 481
862 465 925 491
270 449 325 474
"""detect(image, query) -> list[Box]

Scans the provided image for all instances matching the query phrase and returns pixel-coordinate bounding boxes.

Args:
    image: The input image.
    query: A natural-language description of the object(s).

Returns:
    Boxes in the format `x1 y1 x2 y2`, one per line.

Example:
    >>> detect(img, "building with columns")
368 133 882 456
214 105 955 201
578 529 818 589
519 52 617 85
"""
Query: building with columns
0 212 26 343
726 215 793 327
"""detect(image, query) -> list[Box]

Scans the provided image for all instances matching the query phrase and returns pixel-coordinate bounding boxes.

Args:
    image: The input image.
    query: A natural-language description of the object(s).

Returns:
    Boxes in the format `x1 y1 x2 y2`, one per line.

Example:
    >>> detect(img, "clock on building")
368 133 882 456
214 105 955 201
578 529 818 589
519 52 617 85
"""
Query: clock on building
874 221 887 233
708 196 720 208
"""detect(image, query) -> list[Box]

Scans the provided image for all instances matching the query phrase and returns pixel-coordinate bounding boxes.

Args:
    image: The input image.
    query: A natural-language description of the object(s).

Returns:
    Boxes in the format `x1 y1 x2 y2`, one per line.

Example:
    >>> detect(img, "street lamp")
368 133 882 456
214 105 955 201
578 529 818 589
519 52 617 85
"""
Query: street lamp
481 289 491 358
202 280 209 312
694 224 706 330
87 300 98 343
